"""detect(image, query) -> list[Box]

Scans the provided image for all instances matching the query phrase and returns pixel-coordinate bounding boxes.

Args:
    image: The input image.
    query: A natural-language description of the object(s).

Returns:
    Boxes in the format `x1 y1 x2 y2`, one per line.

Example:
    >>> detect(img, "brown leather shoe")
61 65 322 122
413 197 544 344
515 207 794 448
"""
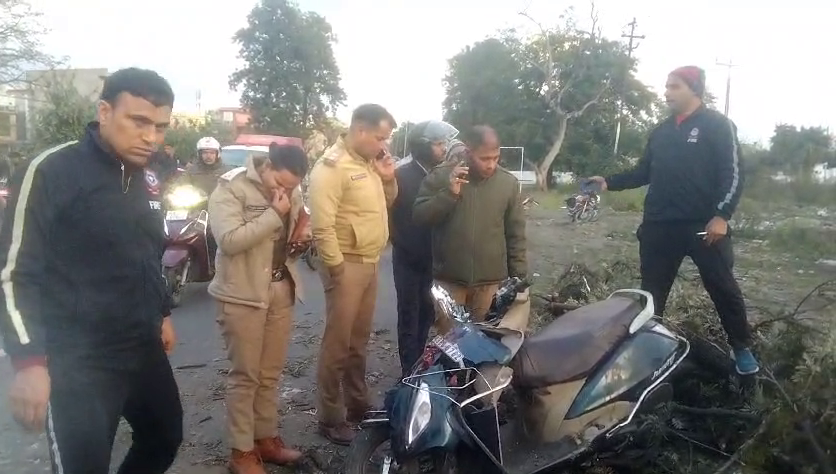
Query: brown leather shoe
255 437 303 465
318 422 356 446
228 450 266 474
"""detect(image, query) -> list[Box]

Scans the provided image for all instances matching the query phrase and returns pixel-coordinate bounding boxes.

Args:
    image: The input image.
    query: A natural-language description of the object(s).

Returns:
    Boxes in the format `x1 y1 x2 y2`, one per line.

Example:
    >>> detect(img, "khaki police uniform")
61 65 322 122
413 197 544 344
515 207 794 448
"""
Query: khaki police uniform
309 135 397 427
207 156 307 452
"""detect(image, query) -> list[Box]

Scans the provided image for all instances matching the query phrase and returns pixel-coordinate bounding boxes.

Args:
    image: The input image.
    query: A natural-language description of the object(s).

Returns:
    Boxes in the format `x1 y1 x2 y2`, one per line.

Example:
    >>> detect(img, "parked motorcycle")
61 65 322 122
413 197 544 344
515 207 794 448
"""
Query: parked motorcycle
565 180 601 223
346 278 691 474
162 184 213 307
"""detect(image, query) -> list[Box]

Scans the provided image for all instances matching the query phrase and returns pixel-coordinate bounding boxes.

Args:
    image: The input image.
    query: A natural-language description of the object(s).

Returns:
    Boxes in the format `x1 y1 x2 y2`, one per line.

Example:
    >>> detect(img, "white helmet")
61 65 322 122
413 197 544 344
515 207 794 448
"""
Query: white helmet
196 136 220 151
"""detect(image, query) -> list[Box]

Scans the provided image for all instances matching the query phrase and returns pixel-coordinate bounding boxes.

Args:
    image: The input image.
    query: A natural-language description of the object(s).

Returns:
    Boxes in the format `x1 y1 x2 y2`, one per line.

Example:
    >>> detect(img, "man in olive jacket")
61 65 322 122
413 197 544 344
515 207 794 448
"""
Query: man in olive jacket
413 125 527 327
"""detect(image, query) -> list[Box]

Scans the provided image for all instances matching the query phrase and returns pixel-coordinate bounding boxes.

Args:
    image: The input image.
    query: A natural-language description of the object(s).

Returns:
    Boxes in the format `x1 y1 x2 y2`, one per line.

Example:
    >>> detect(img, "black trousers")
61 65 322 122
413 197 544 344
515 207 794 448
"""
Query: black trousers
46 342 184 474
392 246 435 376
638 221 752 349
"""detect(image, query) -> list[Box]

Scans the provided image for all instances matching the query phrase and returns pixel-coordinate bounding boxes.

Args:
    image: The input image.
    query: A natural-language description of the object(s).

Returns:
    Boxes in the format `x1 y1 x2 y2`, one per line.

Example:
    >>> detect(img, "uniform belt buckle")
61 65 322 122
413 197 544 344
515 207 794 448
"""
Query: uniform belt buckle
271 266 286 282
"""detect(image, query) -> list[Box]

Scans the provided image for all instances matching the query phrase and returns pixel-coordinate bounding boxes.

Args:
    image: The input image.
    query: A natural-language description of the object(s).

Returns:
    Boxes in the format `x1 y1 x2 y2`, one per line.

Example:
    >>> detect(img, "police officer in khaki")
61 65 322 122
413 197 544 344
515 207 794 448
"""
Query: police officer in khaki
309 104 398 445
208 143 311 474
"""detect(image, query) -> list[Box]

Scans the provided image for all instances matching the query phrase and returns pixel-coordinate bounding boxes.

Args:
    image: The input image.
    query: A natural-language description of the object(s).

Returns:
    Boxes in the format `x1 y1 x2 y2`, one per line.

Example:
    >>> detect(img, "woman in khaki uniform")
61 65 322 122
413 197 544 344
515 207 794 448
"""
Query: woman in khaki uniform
207 143 310 474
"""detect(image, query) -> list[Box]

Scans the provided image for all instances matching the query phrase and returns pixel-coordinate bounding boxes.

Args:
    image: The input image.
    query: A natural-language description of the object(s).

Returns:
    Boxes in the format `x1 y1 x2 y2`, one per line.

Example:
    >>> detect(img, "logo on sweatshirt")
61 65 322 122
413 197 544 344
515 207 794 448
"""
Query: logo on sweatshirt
144 169 161 195
687 127 700 144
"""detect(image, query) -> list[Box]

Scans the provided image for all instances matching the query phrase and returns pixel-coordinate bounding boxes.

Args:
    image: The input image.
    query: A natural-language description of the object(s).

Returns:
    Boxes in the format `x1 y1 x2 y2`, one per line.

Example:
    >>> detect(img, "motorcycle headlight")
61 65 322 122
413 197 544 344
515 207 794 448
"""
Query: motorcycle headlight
407 381 432 446
166 185 206 209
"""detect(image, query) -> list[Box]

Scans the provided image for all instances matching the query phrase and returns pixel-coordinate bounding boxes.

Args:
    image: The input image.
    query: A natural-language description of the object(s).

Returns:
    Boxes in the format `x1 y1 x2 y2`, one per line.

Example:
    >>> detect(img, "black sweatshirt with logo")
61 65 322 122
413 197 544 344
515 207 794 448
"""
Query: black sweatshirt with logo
0 123 171 371
606 106 744 223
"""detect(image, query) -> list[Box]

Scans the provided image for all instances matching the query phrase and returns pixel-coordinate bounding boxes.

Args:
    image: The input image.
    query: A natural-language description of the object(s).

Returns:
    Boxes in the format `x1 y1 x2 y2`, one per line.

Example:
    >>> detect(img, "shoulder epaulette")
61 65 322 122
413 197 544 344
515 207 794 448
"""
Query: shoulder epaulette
320 144 345 167
219 166 246 181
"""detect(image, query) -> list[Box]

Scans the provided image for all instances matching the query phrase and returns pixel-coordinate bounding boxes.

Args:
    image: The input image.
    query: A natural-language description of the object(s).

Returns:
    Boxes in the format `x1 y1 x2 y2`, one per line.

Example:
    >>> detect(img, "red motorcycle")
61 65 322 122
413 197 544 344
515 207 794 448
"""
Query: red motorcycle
162 183 213 307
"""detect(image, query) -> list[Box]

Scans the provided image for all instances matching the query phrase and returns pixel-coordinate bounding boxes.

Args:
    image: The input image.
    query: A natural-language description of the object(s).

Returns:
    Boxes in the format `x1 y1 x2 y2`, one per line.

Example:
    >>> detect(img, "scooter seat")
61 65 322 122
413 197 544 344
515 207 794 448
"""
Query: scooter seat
511 296 642 388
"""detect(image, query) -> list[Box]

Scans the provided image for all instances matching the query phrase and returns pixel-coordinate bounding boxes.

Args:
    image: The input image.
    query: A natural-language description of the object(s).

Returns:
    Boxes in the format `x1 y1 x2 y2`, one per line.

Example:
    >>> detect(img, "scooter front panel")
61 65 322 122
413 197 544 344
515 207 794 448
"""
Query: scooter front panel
566 325 681 419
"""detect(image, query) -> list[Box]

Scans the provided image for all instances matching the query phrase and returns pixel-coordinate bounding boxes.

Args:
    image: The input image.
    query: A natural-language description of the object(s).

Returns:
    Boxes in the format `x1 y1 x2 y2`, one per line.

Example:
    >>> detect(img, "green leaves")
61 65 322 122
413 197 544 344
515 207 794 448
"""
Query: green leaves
442 19 658 181
229 0 345 138
32 79 96 148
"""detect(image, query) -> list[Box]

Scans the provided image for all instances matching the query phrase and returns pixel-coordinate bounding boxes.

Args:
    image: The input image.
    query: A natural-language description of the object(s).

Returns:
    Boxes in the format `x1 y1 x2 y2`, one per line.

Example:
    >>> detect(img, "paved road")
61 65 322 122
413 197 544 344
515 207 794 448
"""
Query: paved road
0 249 401 473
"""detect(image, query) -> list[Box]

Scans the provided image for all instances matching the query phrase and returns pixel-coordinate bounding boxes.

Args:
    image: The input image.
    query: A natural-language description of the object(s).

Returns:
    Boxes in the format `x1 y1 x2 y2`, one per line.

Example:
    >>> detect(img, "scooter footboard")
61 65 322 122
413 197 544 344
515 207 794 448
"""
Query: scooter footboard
519 378 586 443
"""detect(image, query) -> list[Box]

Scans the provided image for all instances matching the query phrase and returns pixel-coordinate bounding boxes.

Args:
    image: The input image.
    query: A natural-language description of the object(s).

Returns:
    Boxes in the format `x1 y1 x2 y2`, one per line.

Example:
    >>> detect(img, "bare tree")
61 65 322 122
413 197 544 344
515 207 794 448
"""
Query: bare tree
520 2 611 190
0 0 58 86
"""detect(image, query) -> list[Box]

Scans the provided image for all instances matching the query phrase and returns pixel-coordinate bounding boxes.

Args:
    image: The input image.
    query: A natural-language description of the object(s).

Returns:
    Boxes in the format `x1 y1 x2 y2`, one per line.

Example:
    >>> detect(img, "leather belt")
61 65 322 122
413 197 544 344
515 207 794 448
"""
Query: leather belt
271 266 287 282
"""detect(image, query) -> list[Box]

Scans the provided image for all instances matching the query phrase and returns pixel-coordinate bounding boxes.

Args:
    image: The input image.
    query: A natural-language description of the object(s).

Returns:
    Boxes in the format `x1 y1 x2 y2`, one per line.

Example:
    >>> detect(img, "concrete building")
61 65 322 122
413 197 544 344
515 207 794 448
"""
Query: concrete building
8 68 108 143
210 107 252 135
0 91 17 153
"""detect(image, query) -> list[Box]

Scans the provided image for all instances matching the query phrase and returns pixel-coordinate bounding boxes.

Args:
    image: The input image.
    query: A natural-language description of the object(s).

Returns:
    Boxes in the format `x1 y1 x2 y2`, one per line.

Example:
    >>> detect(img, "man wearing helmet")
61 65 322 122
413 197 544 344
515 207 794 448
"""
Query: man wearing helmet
178 137 232 196
172 137 233 269
389 120 457 375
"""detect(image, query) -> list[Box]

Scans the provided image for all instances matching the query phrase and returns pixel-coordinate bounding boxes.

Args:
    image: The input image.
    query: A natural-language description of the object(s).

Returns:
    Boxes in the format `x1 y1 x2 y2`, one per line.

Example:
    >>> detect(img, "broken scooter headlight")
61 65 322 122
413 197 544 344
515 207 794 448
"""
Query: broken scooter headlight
407 381 432 446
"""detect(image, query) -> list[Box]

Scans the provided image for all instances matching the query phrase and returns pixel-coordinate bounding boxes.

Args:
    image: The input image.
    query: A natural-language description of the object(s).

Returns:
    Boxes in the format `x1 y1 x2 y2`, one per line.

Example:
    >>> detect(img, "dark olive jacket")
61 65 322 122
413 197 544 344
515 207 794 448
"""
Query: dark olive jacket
413 162 527 286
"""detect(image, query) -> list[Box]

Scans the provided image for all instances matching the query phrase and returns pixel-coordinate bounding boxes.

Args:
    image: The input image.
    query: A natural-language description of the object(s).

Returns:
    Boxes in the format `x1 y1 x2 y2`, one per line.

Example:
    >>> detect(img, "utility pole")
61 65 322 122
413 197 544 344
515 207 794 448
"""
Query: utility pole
716 59 736 116
613 18 645 156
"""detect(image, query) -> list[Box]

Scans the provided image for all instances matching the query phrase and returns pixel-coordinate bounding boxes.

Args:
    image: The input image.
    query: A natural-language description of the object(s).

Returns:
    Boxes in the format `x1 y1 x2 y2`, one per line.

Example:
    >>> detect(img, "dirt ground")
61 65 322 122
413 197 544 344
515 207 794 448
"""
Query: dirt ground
1 196 834 474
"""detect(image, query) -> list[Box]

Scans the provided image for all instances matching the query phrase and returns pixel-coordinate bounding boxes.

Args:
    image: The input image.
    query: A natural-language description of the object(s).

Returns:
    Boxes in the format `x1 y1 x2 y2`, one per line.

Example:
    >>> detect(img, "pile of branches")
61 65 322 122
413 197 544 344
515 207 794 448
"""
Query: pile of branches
535 258 836 474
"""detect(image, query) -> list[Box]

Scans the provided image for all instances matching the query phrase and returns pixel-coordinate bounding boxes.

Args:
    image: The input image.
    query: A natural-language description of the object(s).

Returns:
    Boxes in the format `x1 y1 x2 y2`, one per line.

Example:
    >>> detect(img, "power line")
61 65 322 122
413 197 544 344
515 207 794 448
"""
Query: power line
613 18 645 157
715 59 737 116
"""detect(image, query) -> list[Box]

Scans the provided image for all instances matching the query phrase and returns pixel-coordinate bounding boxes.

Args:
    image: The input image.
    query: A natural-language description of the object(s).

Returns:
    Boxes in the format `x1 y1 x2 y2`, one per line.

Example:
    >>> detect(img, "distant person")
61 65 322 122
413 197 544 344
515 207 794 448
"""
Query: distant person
0 67 182 474
444 137 469 163
309 104 397 445
175 136 233 197
0 154 12 183
390 120 458 375
149 146 178 187
587 65 758 375
208 143 310 474
413 125 527 328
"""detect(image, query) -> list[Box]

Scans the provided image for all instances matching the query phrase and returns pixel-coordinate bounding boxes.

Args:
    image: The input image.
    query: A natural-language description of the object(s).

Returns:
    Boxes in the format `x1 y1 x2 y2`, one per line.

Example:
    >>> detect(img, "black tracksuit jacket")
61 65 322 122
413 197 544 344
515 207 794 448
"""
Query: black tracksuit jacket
606 106 744 223
389 158 433 269
0 123 171 371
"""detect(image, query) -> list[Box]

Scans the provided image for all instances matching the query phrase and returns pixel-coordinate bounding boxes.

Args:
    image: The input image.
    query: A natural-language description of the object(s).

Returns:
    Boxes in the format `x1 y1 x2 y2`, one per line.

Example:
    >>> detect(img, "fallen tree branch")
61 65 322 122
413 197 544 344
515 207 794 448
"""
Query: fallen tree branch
760 368 835 474
712 419 769 474
671 404 760 422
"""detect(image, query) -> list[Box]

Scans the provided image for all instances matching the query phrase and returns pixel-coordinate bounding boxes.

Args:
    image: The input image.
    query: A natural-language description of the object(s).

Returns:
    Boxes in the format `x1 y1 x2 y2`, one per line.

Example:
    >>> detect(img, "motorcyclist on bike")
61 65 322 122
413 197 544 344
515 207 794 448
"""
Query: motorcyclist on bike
170 137 232 270
174 137 233 196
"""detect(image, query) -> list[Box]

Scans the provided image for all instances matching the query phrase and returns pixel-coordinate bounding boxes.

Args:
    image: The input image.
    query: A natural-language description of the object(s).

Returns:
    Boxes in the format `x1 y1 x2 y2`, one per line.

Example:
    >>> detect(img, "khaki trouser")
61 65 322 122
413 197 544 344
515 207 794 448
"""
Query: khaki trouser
217 279 295 451
316 257 379 425
434 281 500 334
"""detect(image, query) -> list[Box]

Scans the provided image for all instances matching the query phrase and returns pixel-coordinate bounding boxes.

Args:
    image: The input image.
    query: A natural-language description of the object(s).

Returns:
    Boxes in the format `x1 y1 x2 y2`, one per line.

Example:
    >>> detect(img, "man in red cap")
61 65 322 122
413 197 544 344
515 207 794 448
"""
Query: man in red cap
588 66 759 376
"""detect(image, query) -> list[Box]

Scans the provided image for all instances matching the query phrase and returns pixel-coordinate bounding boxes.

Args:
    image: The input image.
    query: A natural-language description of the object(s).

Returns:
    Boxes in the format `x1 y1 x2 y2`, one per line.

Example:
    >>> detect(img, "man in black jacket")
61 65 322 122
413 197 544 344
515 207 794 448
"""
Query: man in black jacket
390 120 458 375
0 68 183 474
588 66 758 376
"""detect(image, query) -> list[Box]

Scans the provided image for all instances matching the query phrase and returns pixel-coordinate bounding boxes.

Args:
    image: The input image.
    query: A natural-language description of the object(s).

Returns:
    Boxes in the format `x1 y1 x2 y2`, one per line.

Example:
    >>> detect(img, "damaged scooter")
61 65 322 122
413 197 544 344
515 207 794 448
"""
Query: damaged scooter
346 278 690 474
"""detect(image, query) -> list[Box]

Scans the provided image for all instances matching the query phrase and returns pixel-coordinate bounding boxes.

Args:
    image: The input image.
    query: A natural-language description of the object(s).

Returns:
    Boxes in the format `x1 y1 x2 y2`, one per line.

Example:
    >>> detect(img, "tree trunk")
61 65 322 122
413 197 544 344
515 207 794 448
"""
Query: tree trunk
537 115 569 191
525 157 546 190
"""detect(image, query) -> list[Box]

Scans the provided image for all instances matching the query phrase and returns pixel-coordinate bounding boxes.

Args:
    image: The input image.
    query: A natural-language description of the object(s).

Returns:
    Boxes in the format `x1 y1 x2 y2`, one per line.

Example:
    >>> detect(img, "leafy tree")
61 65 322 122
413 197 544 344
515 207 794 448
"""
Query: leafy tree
389 121 418 159
443 6 658 187
32 79 96 148
0 0 58 85
768 124 833 172
230 0 346 137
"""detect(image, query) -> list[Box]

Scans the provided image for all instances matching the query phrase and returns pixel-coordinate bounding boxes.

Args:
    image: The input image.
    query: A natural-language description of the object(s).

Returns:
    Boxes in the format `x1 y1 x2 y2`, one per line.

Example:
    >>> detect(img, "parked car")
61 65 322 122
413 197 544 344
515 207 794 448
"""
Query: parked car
220 134 304 167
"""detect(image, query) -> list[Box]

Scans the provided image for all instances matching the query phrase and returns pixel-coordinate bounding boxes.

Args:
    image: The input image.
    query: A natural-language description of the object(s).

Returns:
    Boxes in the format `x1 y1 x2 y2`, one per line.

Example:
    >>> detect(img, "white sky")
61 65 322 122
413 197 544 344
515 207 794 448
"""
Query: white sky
28 0 835 145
